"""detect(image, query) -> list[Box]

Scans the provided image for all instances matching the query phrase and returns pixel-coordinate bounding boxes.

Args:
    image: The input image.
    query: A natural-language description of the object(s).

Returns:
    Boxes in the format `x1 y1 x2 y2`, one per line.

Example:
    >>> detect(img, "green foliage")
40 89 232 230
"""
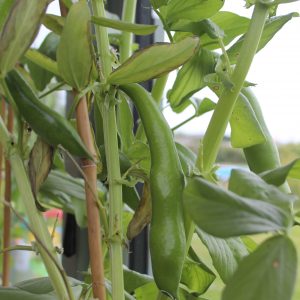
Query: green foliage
0 1 299 300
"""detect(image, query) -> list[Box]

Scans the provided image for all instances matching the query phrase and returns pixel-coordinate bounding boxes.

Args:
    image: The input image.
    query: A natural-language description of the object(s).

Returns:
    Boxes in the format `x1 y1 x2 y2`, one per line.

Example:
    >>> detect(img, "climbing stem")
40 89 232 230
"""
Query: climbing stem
91 1 125 299
198 3 269 173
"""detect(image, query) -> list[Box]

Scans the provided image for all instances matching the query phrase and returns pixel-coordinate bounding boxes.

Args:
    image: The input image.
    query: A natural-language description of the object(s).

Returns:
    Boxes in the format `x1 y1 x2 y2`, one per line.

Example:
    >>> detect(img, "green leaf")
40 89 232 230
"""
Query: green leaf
42 14 65 35
201 12 250 49
168 48 216 109
27 32 60 91
0 0 50 76
222 235 297 300
228 12 299 64
57 0 93 91
135 282 158 300
183 176 294 238
228 169 296 210
108 37 200 85
123 266 153 293
196 228 249 283
181 257 215 295
25 49 59 77
92 16 157 35
176 142 198 177
165 0 224 25
0 277 85 300
260 159 300 186
150 0 168 9
230 93 266 148
0 0 14 32
193 97 216 116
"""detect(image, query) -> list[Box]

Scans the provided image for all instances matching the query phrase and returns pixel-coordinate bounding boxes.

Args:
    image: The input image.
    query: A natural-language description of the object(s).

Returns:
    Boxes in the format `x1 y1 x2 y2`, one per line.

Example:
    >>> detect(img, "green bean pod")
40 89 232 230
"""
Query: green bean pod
241 88 289 192
120 83 185 299
5 69 92 159
242 88 281 173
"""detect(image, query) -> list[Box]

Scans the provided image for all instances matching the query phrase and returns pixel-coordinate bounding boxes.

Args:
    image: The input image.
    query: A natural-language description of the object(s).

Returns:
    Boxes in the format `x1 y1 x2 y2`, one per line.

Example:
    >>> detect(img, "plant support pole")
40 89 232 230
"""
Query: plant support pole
91 0 125 299
75 95 106 300
198 3 269 173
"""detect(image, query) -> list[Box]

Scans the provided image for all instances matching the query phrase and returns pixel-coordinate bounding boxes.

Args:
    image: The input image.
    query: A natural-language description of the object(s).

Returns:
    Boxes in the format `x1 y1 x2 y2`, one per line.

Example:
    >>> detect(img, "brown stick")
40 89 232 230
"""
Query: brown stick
2 104 13 286
75 95 106 300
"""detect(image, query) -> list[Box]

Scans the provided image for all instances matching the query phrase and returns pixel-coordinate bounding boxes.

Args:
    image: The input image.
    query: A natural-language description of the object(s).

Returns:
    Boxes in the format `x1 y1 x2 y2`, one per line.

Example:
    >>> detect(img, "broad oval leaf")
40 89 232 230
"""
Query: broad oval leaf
228 12 299 64
196 228 249 283
0 0 50 76
183 176 294 238
222 235 297 300
168 48 216 109
228 169 296 210
230 93 266 148
57 0 93 91
165 0 224 25
92 16 157 35
108 37 200 85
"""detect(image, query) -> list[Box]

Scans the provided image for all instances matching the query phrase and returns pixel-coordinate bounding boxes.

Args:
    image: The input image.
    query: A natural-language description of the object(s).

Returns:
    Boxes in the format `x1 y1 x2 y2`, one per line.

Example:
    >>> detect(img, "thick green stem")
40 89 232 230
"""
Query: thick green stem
91 1 125 299
198 3 269 173
118 0 137 152
0 118 73 300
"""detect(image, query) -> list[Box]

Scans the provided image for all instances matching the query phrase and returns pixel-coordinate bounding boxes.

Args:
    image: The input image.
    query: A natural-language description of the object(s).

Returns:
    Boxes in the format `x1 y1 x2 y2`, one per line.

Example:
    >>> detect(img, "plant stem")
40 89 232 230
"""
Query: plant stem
0 117 73 300
91 1 125 299
75 95 106 300
2 104 13 286
120 0 137 63
118 0 137 152
198 3 269 173
151 75 169 106
172 114 196 132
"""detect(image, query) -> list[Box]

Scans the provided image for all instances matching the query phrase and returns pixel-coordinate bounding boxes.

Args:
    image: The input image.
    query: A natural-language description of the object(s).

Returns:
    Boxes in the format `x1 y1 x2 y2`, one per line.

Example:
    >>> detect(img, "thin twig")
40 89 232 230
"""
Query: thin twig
2 104 13 286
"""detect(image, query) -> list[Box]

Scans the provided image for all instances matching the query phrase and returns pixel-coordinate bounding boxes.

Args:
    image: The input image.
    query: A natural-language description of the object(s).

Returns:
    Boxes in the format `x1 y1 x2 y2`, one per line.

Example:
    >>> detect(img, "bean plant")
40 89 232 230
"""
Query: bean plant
0 0 299 299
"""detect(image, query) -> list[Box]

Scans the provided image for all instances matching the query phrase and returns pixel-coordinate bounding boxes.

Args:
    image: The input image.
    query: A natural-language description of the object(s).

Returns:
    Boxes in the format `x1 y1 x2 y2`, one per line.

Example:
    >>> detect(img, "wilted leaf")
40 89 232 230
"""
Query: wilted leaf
108 37 200 85
28 138 54 210
222 235 297 300
127 181 152 240
0 0 50 76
